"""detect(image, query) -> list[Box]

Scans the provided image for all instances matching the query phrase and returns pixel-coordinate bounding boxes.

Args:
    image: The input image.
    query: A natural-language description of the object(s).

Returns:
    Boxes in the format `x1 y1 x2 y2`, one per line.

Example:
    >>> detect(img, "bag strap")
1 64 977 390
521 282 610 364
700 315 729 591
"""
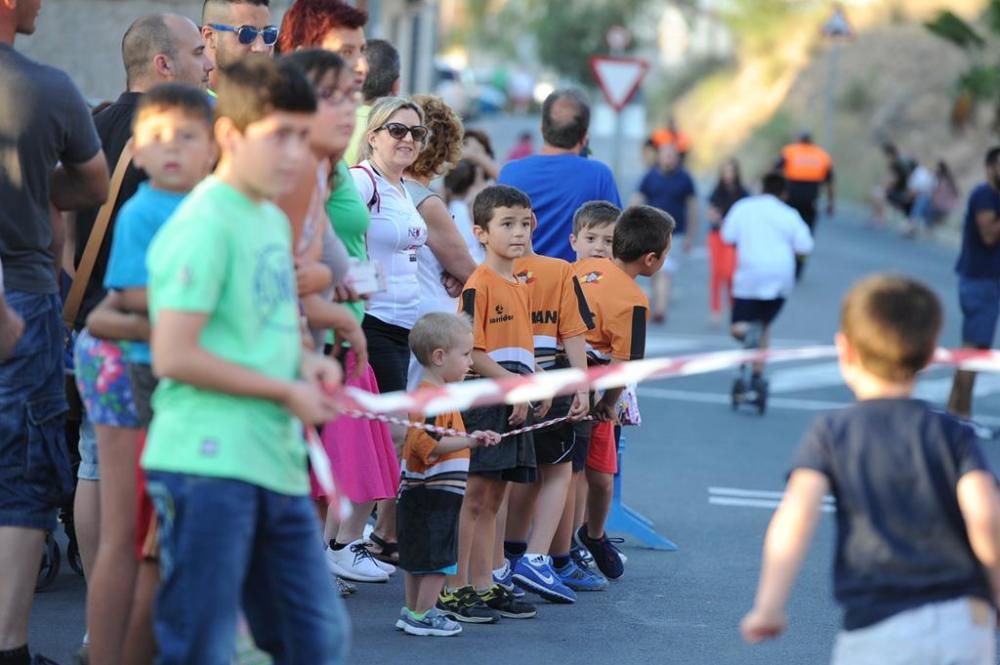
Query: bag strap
63 138 135 327
349 164 380 213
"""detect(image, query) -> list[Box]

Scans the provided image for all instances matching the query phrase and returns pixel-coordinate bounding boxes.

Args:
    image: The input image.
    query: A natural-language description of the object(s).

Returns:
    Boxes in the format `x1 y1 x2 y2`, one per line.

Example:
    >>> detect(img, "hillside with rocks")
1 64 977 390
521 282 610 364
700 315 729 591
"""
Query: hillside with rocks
672 0 992 220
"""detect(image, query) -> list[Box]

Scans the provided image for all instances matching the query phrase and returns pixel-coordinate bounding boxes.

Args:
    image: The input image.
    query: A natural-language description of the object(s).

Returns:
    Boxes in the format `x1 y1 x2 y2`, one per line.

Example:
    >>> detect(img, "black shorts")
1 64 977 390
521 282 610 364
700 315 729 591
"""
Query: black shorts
397 487 463 573
731 298 785 327
463 403 536 483
788 199 817 231
534 392 575 465
571 419 593 473
362 314 410 394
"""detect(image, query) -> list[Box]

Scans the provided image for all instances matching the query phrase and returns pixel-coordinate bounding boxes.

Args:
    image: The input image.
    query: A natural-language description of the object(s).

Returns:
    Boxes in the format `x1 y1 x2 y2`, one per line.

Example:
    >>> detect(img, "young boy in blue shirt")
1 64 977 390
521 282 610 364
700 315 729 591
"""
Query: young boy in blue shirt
742 275 1000 664
143 57 348 664
84 82 215 665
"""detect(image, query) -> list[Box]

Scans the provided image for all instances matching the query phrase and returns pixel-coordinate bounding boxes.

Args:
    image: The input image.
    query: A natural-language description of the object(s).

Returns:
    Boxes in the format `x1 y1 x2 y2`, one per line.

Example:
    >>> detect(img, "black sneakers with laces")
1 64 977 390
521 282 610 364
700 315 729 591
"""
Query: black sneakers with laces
478 584 537 619
436 586 500 623
577 525 625 579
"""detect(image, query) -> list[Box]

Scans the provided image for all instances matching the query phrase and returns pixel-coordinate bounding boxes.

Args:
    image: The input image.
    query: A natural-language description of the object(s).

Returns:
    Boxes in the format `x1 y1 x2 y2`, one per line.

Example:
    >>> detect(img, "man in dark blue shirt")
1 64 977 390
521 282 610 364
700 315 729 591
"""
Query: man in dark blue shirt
498 89 621 263
634 143 697 322
948 146 1000 419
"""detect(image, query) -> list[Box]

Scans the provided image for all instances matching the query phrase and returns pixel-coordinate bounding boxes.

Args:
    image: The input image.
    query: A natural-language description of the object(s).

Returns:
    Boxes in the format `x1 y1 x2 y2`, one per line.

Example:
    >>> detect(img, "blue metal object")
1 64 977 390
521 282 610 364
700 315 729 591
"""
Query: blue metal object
606 430 678 551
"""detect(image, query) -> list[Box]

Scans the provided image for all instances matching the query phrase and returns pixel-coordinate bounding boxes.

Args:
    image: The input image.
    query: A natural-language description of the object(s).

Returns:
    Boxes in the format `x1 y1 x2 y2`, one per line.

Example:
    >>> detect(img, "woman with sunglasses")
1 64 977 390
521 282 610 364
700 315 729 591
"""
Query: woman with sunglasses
403 94 477 388
350 97 430 566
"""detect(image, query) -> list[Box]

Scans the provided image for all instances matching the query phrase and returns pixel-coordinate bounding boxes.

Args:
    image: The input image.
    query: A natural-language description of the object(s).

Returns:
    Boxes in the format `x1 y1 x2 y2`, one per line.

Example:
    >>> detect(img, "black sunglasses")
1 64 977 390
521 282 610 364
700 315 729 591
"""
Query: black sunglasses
376 122 429 143
209 23 279 46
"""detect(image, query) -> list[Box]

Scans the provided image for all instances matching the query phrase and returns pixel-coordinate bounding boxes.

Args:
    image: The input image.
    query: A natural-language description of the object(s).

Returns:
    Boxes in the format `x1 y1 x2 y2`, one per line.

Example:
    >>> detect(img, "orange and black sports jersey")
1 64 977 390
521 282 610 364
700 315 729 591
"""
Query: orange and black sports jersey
514 254 593 369
460 263 534 376
400 388 469 494
781 142 833 183
574 257 648 365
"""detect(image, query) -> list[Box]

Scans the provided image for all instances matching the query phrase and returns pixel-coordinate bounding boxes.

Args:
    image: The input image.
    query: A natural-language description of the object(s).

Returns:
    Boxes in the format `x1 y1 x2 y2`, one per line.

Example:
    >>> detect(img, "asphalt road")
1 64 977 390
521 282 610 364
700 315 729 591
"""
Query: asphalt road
28 170 1000 663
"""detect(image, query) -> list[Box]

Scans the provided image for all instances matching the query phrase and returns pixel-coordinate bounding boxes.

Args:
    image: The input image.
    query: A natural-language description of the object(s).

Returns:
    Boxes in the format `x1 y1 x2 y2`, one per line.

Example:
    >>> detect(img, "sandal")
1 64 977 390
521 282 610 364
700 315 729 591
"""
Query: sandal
365 533 399 565
336 577 357 597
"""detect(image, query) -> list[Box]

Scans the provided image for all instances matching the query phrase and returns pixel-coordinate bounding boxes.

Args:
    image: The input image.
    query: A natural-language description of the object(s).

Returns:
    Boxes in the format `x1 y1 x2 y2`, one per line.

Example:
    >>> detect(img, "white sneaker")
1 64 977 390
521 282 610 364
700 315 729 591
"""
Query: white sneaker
371 555 397 576
325 540 389 583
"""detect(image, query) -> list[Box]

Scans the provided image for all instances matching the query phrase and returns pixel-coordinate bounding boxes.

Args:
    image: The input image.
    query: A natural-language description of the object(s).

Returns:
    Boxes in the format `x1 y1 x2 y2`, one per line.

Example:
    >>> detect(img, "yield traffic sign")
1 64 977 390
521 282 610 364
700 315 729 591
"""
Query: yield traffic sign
590 55 650 113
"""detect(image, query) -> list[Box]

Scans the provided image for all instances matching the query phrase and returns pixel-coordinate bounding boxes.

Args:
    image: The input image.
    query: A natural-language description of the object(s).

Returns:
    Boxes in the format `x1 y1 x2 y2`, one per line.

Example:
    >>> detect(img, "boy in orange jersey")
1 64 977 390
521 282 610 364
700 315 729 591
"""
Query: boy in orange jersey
437 185 541 623
500 219 593 604
573 205 674 580
395 312 500 637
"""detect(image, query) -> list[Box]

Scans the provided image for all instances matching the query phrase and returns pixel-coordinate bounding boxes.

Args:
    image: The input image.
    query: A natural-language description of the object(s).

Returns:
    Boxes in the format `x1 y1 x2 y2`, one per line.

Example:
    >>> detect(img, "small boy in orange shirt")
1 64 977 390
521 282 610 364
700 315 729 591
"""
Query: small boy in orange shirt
395 312 500 637
573 205 674 580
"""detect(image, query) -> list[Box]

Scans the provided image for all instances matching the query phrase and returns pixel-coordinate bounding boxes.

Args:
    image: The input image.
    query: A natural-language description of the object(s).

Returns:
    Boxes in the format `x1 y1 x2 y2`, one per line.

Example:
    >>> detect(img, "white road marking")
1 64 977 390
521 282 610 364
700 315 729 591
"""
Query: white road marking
708 487 834 503
914 372 1000 402
639 386 848 411
638 386 1000 425
769 363 843 394
708 487 836 512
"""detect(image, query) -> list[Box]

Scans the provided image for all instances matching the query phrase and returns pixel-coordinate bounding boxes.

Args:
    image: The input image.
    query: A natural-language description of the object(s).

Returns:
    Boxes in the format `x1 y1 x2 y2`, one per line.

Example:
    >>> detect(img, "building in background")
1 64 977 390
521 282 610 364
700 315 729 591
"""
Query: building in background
18 0 439 102
362 0 438 95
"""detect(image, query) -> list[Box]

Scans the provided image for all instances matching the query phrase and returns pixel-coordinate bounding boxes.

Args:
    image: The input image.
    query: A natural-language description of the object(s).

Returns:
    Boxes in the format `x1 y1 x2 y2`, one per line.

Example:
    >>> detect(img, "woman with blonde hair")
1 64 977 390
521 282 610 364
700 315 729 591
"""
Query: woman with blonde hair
345 96 429 566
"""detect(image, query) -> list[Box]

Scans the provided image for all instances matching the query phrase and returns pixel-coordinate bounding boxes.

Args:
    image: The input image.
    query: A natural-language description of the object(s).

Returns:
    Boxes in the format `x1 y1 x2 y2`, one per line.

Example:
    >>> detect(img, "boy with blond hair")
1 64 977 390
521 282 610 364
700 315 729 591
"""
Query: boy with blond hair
742 275 1000 665
396 312 500 636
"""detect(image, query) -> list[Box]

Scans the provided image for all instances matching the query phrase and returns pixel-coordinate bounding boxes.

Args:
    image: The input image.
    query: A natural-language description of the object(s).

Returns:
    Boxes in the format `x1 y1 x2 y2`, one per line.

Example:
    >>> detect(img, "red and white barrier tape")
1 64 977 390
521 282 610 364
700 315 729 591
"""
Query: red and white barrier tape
336 346 1000 419
340 408 581 441
311 345 1000 506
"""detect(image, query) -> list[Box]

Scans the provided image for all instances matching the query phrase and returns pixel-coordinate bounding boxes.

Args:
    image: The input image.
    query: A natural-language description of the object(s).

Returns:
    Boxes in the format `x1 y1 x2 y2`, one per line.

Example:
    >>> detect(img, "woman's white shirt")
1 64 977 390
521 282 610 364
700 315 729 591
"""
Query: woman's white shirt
351 161 428 329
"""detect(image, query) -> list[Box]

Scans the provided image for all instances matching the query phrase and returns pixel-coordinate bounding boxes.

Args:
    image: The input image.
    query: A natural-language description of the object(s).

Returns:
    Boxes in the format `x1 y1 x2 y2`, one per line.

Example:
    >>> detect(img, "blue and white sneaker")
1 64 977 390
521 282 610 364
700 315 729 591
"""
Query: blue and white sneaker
494 559 526 599
555 559 608 592
398 608 462 637
512 554 577 604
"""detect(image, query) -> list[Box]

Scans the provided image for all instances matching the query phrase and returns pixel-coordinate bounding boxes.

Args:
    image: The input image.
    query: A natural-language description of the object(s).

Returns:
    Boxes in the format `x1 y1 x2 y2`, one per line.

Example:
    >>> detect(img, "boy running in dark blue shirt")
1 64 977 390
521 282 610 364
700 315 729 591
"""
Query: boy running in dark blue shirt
742 275 1000 665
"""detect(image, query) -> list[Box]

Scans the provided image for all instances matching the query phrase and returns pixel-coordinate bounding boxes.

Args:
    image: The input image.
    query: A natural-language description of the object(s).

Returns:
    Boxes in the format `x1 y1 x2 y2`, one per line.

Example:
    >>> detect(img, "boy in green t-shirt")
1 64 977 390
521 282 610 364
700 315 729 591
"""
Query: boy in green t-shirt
143 57 348 664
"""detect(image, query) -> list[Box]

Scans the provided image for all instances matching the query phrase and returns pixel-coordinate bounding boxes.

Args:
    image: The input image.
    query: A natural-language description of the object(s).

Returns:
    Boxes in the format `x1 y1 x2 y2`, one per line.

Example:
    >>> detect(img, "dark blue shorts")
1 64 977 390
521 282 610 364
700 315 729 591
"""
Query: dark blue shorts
0 292 74 531
731 297 785 327
959 276 1000 348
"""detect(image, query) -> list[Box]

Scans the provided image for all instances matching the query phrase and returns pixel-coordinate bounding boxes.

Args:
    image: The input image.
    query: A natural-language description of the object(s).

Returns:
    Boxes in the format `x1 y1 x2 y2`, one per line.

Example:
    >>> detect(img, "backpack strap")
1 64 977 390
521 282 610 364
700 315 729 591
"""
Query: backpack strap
349 164 381 214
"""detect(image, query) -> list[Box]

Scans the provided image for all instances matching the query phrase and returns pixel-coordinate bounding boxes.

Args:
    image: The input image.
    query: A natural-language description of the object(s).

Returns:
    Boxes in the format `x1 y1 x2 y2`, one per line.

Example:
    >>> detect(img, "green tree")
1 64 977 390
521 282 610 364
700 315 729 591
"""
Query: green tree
528 0 645 86
925 1 1000 130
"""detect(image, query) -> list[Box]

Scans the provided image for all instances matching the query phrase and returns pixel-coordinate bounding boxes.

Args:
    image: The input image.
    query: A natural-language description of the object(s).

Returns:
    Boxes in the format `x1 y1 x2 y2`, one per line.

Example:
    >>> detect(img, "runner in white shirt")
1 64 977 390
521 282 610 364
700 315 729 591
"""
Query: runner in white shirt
721 172 813 381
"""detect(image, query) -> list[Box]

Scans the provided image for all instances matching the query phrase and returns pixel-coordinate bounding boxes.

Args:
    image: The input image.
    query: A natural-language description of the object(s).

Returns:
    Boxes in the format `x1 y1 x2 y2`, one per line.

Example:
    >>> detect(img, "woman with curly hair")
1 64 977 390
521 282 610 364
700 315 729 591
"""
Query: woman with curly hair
404 96 478 333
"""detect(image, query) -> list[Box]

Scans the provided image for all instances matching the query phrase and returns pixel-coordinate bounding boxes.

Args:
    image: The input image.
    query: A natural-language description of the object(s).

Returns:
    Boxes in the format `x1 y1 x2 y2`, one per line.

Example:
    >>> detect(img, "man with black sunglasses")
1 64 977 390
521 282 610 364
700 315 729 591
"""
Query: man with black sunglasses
202 0 276 91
